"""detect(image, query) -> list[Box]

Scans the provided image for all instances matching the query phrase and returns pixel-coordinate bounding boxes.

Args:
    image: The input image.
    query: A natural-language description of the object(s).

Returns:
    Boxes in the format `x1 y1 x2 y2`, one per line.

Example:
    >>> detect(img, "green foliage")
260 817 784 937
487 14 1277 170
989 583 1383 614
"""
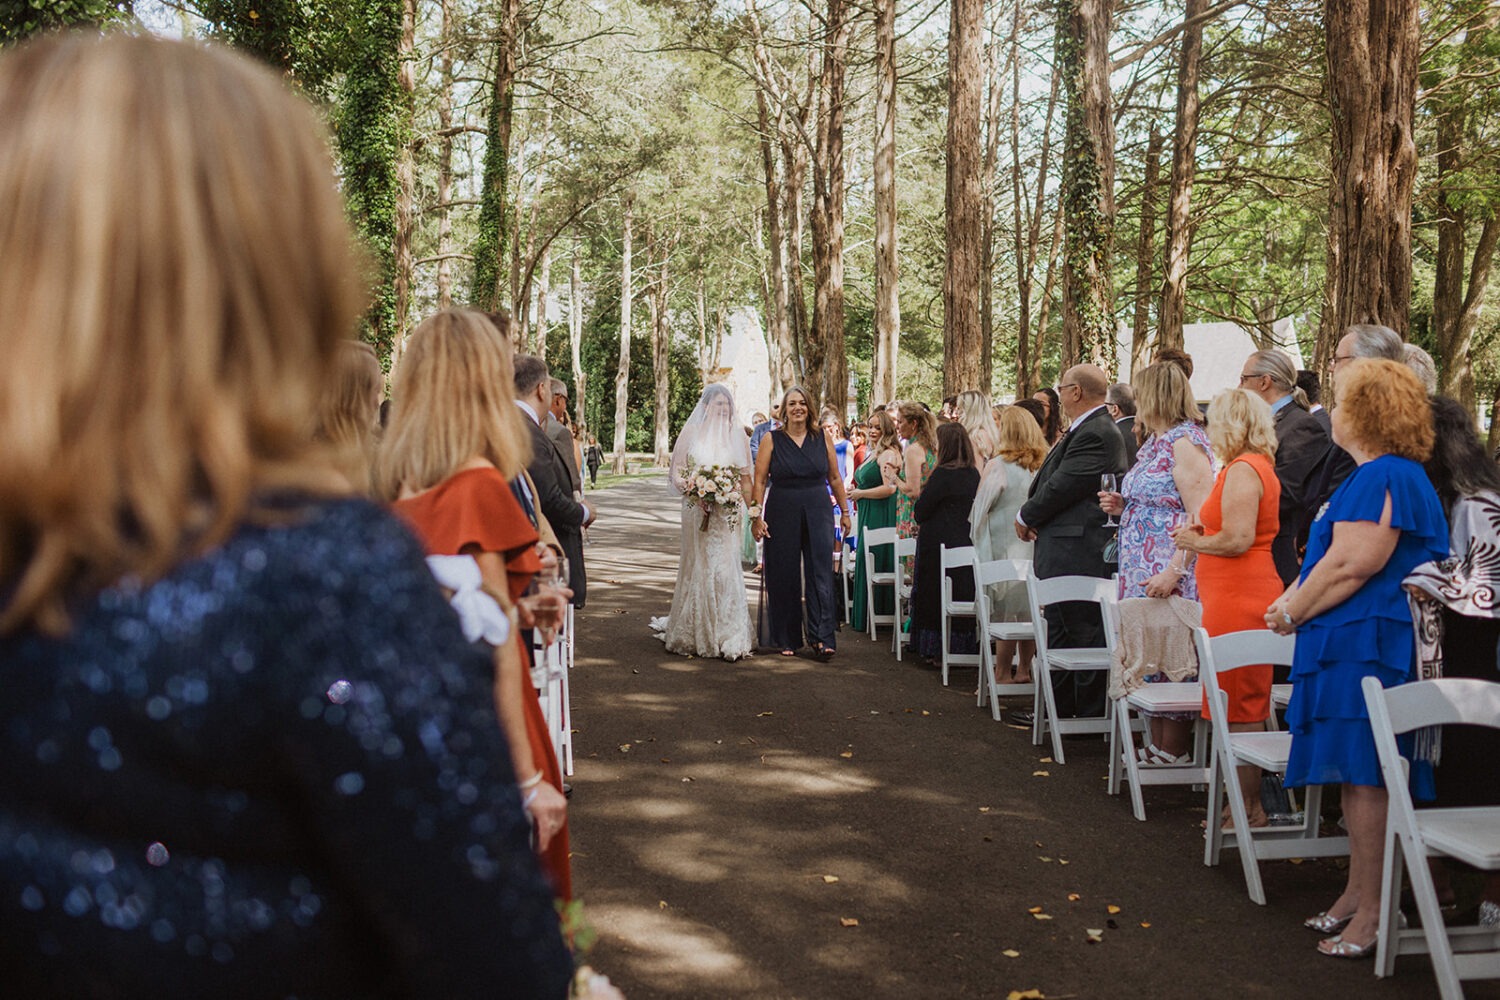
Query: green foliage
194 0 348 95
333 0 406 368
0 0 131 44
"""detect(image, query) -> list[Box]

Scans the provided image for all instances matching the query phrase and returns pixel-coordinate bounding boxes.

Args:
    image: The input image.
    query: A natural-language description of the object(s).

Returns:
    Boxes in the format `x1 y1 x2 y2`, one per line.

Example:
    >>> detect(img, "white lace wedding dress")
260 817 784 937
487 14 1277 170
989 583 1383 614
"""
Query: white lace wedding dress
653 385 755 661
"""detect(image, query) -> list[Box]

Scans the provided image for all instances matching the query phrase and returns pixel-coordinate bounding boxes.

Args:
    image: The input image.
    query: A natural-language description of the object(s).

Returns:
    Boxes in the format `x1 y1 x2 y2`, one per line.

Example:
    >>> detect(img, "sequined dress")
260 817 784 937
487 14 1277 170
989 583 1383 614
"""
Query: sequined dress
0 497 573 999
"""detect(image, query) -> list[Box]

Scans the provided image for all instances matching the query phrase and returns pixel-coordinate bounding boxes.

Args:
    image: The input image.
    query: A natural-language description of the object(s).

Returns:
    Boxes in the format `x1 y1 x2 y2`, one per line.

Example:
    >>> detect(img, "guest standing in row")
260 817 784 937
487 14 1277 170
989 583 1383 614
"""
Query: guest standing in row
954 390 999 466
751 387 851 659
896 402 939 544
911 424 982 661
1032 386 1063 447
1267 360 1448 959
1172 389 1283 826
850 410 903 633
1106 382 1139 467
515 356 595 606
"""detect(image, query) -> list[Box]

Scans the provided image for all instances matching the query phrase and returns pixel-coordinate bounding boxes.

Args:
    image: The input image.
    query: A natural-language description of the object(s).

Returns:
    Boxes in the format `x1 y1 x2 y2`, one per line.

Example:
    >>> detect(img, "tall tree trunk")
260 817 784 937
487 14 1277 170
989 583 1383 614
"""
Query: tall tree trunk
1032 198 1066 389
391 0 417 375
1157 0 1205 356
1056 0 1116 370
471 0 520 311
809 0 850 415
712 304 727 372
1319 0 1419 350
1132 128 1164 374
696 273 709 378
747 9 798 396
1014 30 1062 397
1430 107 1497 410
980 16 1009 395
535 246 550 364
944 0 985 394
783 130 809 385
754 207 785 401
651 246 672 466
569 241 586 429
872 0 901 407
435 0 456 309
612 195 634 474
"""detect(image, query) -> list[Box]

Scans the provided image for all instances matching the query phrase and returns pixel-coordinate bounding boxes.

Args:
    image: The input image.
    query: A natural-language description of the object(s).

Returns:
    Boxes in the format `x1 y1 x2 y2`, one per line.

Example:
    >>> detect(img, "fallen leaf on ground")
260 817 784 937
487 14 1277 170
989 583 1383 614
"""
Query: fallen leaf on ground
822 875 840 884
1031 913 1053 921
1032 770 1050 777
840 917 859 927
1027 906 1043 914
1106 905 1122 915
1038 856 1053 863
1007 989 1045 999
660 758 671 763
1140 922 1152 929
681 777 693 782
1002 949 1021 958
1039 757 1054 763
1057 859 1070 865
658 901 669 909
1086 929 1103 943
757 711 774 717
618 745 631 753
921 710 930 716
870 710 881 715
839 751 854 758
1067 893 1081 902
979 806 992 813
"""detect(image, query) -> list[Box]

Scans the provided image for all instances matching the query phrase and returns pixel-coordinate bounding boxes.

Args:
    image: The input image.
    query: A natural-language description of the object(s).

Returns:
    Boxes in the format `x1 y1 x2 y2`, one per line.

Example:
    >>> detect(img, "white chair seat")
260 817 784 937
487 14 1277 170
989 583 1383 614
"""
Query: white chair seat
1271 683 1292 708
947 600 975 616
1049 649 1112 670
986 621 1034 642
974 558 1035 721
1229 731 1292 772
1418 808 1500 869
869 571 896 585
1124 682 1203 715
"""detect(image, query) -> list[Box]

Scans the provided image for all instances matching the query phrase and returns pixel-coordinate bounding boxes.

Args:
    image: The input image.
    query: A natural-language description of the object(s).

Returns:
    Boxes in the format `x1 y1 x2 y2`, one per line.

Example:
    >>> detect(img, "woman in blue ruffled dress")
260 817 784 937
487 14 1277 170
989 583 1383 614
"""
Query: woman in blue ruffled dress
1266 359 1448 960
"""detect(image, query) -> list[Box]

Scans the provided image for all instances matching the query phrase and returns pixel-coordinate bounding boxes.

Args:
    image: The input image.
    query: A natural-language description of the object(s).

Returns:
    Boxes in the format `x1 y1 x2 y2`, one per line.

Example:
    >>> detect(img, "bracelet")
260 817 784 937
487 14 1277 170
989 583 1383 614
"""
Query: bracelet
1281 610 1298 628
522 788 541 810
748 503 763 518
518 770 544 790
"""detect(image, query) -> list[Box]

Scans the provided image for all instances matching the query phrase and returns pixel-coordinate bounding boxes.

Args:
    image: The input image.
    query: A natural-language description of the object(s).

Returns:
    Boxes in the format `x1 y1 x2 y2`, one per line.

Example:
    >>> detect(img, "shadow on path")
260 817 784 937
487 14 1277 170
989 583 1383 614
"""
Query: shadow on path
570 473 1494 999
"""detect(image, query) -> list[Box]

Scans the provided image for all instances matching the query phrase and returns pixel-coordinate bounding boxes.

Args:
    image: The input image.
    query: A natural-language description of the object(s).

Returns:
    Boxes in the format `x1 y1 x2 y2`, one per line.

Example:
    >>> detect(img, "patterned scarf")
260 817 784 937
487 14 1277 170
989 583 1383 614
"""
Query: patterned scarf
1402 491 1500 766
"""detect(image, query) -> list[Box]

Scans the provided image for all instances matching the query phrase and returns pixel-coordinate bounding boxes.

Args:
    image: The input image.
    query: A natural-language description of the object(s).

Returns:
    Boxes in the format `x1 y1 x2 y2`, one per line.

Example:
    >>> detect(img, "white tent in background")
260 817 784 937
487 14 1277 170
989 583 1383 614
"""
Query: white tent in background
1116 317 1304 403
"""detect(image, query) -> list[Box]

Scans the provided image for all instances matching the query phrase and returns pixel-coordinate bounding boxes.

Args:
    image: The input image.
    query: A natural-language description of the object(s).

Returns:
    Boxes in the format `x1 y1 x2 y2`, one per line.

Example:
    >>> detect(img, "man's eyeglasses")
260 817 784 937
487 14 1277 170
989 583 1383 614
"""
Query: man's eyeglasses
1329 353 1357 368
1238 372 1266 384
1055 382 1078 394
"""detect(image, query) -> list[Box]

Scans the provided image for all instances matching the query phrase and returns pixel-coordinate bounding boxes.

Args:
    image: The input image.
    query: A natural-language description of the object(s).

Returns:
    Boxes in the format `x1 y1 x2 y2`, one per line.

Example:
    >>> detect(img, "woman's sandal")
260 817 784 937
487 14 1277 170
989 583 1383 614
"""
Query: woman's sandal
1136 744 1188 766
1304 912 1354 934
812 643 835 662
778 649 796 657
1318 934 1376 959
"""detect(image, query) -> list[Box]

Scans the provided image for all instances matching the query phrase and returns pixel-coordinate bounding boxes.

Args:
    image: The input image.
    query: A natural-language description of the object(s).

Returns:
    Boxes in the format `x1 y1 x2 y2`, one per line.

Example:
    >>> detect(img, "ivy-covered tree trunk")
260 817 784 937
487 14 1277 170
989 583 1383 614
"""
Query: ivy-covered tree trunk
1132 128 1163 373
808 0 850 415
435 0 456 309
1318 0 1419 351
872 0 901 407
391 0 417 374
944 0 985 396
1157 0 1205 355
470 0 520 313
1055 0 1116 372
337 0 407 369
612 194 634 474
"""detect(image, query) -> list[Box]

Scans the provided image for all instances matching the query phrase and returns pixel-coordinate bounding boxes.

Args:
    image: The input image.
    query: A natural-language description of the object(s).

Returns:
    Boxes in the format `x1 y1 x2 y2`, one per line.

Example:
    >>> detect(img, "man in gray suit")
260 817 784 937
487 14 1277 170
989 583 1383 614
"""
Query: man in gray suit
1240 350 1329 585
515 356 594 606
1013 364 1128 722
546 377 582 496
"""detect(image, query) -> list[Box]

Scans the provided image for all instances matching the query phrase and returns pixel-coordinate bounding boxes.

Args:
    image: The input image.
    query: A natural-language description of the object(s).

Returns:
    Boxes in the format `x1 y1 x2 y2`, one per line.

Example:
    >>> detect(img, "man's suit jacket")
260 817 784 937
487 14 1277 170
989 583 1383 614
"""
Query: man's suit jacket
1115 416 1139 467
525 417 589 606
1270 402 1330 585
545 414 582 494
1310 406 1331 436
1020 407 1128 580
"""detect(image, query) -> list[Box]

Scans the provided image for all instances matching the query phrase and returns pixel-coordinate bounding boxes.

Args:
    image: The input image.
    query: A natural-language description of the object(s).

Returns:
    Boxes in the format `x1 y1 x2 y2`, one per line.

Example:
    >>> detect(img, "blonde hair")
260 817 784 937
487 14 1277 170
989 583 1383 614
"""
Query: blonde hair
1206 389 1278 464
996 406 1048 471
0 35 365 635
897 401 938 454
377 310 532 498
315 341 384 495
867 409 901 458
1133 362 1201 435
1336 359 1434 462
955 390 997 462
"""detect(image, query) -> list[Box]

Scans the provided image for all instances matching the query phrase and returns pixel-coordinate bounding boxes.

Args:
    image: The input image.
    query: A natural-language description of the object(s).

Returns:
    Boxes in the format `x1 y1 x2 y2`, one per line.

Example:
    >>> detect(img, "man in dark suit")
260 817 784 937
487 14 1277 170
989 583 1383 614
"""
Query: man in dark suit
1013 364 1128 723
1240 350 1329 585
1106 382 1138 467
545 378 583 496
515 355 594 607
1296 369 1330 436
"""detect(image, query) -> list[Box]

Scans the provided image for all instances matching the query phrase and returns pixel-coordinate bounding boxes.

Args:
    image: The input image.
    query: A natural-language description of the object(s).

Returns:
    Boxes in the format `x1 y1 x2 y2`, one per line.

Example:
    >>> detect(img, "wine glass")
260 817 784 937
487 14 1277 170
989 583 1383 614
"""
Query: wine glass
1100 473 1120 527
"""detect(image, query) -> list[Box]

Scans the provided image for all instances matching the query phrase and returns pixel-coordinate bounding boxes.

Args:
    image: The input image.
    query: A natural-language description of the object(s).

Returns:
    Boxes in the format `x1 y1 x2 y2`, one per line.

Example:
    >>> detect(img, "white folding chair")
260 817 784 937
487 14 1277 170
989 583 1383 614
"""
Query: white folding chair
862 526 899 641
560 604 575 776
1107 599 1209 821
893 536 916 659
1366 677 1500 998
974 558 1035 721
841 512 859 613
1024 574 1117 764
938 544 980 685
1197 628 1347 904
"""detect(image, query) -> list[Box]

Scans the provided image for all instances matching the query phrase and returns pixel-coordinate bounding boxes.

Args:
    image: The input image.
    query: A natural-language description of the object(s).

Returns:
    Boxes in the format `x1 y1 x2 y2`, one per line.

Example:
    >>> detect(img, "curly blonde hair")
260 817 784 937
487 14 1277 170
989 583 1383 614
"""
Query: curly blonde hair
1205 389 1277 464
996 406 1047 471
1335 359 1434 462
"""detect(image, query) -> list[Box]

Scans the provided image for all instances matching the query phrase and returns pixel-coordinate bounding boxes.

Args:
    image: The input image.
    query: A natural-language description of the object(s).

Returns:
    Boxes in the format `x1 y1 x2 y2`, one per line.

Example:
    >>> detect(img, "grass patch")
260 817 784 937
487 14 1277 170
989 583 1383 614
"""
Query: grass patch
583 467 666 492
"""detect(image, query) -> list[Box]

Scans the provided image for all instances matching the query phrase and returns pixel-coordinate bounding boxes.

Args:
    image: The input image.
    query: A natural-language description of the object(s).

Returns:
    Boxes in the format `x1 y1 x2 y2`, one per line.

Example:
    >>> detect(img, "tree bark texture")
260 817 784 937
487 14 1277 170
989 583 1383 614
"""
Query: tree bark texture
1156 0 1204 357
1056 0 1117 371
470 0 520 312
980 21 1009 396
944 0 985 395
391 0 417 375
535 246 550 364
569 243 587 430
435 0 455 309
649 244 672 466
612 194 634 474
1132 128 1163 375
872 0 901 407
1014 44 1062 397
1319 0 1420 346
783 124 810 390
809 0 850 416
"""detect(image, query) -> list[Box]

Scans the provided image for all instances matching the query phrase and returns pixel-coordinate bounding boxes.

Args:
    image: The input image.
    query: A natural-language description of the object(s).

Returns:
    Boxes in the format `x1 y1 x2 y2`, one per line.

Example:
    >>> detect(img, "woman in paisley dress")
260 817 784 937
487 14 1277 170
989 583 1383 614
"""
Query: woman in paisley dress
1100 362 1214 762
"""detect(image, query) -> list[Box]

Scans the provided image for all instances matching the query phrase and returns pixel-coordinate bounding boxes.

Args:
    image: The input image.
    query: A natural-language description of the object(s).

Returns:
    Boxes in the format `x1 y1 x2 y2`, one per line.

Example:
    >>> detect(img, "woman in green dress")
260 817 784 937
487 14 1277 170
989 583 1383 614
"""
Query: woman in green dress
850 410 904 632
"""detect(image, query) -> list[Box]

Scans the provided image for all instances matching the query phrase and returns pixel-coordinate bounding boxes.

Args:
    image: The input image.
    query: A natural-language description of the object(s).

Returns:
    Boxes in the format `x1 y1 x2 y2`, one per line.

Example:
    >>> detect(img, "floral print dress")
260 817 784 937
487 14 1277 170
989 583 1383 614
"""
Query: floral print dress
1117 421 1214 600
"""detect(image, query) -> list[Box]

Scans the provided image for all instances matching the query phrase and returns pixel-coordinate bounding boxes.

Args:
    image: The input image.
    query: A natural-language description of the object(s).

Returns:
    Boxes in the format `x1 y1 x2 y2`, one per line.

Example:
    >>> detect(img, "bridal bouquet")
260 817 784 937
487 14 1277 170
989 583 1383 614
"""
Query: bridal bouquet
683 462 744 531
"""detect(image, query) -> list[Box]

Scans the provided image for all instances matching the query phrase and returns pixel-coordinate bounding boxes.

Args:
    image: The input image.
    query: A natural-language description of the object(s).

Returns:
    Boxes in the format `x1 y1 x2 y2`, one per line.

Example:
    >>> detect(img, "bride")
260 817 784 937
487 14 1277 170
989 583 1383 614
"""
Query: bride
656 384 755 660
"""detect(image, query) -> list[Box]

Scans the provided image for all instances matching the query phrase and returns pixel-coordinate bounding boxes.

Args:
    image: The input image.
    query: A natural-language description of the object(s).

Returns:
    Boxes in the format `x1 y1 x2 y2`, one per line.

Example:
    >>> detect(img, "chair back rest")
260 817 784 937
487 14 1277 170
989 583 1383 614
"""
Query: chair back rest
862 526 898 551
1366 677 1500 735
939 544 977 603
1193 628 1294 727
1025 574 1116 660
975 558 1030 587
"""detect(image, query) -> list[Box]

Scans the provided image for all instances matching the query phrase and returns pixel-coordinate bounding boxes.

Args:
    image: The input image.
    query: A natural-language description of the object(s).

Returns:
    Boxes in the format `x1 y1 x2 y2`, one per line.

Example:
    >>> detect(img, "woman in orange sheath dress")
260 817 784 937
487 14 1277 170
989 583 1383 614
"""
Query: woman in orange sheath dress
1173 388 1282 828
381 310 572 900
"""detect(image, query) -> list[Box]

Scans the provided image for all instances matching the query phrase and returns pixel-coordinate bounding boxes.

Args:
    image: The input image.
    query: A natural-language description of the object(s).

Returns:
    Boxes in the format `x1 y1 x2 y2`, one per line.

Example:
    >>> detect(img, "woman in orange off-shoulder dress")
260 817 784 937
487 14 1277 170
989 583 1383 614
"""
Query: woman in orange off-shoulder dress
1172 388 1282 829
381 309 572 900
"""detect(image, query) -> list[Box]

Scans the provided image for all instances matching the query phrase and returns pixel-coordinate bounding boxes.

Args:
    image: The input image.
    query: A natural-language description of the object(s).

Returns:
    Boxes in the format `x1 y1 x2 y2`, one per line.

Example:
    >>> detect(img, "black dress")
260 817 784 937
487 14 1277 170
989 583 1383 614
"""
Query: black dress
911 464 981 658
0 499 573 999
763 428 838 651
